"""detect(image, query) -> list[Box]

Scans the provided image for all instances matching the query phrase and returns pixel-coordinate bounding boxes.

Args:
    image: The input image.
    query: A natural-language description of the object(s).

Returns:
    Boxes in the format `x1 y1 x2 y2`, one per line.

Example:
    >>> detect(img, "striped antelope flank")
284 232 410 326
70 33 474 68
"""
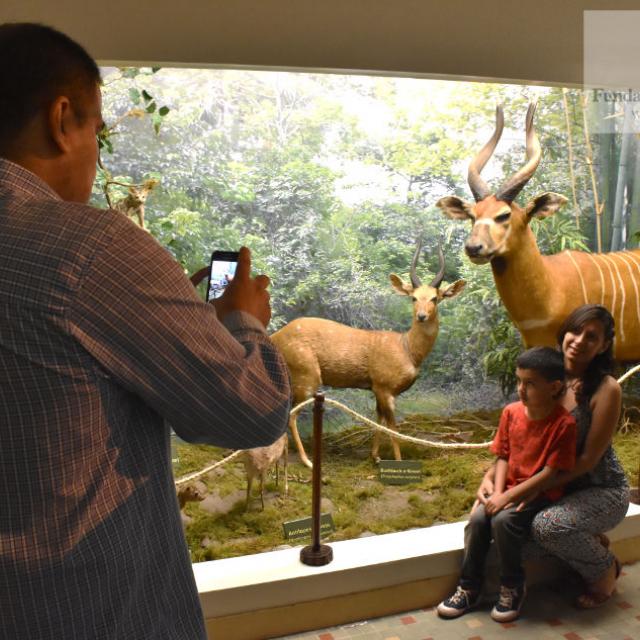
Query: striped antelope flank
436 103 640 361
270 241 466 468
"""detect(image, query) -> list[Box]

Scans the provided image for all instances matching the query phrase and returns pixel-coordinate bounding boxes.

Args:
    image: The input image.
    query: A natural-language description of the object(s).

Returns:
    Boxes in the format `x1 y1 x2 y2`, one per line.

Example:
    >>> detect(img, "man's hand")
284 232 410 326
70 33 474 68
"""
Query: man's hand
485 491 511 515
213 247 271 327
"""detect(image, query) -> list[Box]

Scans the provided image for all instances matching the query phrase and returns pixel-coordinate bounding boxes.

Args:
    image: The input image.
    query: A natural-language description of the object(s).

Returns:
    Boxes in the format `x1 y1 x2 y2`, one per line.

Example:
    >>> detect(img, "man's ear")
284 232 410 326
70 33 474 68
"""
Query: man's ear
435 196 475 221
390 274 413 296
523 192 568 223
48 95 74 153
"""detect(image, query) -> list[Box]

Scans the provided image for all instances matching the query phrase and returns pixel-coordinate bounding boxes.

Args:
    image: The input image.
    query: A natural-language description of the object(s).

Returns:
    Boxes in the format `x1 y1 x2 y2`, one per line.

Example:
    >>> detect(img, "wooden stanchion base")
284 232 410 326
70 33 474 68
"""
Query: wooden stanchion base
300 544 333 566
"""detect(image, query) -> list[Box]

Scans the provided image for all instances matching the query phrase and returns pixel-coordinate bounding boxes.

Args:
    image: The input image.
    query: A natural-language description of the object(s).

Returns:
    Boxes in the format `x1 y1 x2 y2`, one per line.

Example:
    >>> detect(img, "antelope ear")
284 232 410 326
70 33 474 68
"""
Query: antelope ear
390 274 413 296
440 279 466 300
436 196 475 220
524 192 568 222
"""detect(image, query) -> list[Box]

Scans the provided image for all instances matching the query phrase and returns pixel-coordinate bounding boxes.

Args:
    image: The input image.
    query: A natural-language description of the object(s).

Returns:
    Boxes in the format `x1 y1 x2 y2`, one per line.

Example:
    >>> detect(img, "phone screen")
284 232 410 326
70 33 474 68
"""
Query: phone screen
206 251 239 302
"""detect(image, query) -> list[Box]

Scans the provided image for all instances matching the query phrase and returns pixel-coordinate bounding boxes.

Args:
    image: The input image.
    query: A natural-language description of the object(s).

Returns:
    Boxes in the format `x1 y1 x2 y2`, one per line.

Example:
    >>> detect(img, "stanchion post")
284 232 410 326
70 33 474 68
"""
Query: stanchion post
300 392 333 566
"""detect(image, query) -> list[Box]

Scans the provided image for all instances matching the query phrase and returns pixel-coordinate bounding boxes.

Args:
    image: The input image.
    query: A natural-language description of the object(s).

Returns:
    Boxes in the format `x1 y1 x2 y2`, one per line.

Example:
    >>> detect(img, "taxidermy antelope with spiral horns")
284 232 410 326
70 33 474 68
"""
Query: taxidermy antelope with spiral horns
270 241 466 468
437 103 640 360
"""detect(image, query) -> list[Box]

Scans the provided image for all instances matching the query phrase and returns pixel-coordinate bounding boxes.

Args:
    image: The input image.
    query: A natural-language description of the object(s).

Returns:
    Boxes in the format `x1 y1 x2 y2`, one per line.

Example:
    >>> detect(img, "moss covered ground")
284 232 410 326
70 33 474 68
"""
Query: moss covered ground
174 401 640 563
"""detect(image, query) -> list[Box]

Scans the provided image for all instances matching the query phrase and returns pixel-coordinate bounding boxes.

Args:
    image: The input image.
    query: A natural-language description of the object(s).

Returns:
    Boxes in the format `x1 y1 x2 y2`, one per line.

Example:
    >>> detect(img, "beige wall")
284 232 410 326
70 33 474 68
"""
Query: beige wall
3 1 640 85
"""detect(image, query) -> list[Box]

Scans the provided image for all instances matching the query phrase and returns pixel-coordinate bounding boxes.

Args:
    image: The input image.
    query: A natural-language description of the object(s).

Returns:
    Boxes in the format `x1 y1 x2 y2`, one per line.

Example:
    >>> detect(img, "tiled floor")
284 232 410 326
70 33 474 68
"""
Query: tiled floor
276 561 640 640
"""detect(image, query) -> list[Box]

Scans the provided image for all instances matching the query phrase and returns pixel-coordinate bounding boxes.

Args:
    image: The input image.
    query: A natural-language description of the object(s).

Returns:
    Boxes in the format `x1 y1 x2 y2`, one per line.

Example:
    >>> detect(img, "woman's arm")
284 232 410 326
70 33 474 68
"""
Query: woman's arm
557 376 621 484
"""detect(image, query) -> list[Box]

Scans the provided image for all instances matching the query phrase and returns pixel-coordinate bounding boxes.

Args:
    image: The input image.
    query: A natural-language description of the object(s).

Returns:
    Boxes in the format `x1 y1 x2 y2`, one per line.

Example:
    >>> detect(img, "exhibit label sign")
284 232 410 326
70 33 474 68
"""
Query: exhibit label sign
283 513 335 541
378 460 422 485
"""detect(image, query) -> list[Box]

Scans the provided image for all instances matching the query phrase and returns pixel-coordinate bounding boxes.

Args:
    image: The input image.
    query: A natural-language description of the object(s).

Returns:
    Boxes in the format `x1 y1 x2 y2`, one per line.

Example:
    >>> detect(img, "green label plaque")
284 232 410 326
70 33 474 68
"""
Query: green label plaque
378 460 422 485
283 513 335 541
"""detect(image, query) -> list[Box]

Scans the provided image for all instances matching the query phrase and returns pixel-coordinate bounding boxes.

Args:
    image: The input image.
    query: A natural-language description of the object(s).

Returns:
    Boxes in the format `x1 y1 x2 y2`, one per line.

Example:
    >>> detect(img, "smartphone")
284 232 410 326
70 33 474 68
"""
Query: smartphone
206 250 239 302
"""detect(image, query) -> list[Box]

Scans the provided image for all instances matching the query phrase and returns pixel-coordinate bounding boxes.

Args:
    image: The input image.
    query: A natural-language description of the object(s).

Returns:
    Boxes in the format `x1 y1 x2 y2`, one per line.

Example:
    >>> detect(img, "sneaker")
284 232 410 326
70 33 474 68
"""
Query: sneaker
437 585 481 619
491 583 527 622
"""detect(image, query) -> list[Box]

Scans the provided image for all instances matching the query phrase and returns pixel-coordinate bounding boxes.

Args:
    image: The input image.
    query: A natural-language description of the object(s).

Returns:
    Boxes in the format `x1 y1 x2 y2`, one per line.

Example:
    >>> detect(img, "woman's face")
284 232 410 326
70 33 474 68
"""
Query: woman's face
562 319 609 369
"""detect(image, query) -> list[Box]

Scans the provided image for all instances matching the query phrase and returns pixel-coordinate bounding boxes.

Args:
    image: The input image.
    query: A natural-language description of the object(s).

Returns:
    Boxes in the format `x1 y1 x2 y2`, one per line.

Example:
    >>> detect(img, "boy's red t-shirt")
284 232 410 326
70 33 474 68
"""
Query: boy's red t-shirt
490 401 576 501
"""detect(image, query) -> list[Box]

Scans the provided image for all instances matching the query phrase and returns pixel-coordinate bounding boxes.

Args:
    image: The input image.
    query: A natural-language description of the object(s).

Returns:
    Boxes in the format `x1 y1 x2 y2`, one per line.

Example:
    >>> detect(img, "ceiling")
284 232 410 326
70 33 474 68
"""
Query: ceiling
3 0 639 86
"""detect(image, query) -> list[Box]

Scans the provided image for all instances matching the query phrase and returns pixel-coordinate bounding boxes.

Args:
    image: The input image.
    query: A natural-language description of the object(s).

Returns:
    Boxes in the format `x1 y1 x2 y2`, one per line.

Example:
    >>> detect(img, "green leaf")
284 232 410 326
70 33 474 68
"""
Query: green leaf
146 102 157 114
158 106 170 117
142 89 153 103
128 88 141 105
151 67 161 73
120 67 139 79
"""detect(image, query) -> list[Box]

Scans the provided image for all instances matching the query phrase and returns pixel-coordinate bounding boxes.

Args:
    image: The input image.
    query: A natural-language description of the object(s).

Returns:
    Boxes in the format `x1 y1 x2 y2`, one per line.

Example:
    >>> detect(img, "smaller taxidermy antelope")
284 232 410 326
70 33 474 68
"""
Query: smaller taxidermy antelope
243 433 288 510
177 482 206 509
271 241 466 467
113 178 159 229
176 482 206 528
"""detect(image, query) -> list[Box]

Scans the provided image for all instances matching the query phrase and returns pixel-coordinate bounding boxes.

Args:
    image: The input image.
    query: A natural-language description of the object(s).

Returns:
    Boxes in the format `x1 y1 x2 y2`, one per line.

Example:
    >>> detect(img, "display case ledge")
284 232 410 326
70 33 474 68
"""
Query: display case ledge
193 501 640 640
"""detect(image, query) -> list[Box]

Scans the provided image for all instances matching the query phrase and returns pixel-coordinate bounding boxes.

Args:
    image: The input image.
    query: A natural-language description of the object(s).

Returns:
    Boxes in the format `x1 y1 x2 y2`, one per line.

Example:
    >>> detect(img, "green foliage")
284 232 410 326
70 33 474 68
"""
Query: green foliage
96 67 171 207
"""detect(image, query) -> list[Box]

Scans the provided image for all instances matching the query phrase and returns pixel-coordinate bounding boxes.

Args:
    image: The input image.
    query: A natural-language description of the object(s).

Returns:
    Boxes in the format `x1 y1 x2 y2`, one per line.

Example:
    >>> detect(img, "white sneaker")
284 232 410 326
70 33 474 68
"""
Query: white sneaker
437 585 481 619
490 584 526 622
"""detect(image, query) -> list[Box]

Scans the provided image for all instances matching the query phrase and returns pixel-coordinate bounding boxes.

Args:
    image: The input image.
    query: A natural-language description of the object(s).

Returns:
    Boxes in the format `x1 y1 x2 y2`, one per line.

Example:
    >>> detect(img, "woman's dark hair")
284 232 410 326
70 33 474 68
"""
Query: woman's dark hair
0 23 101 154
557 304 615 403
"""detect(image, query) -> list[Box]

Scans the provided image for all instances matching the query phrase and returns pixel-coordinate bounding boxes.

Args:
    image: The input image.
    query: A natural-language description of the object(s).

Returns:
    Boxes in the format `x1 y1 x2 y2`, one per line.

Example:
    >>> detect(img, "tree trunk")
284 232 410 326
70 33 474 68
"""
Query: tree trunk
611 102 634 251
594 95 617 252
628 137 640 247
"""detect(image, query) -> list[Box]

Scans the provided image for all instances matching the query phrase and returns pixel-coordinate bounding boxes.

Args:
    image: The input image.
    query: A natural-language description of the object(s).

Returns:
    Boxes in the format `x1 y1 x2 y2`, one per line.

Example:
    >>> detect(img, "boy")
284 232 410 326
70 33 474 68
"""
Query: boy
437 347 576 623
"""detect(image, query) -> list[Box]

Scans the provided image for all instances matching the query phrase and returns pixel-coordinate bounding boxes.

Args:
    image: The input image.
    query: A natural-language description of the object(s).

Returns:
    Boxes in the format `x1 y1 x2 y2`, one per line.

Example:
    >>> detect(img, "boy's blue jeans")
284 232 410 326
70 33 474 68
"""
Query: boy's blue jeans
460 499 550 590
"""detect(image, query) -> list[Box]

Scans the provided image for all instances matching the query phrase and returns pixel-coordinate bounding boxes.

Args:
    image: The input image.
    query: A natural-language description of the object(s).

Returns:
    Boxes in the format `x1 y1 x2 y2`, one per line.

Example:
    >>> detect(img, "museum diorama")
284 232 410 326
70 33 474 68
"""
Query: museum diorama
94 67 640 565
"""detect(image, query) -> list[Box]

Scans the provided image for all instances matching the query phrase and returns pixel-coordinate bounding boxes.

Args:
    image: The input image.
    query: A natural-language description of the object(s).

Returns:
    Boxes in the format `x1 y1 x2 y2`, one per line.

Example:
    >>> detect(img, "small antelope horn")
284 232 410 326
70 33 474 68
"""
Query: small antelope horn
468 105 504 202
189 266 209 287
409 238 423 289
495 102 542 203
429 243 446 288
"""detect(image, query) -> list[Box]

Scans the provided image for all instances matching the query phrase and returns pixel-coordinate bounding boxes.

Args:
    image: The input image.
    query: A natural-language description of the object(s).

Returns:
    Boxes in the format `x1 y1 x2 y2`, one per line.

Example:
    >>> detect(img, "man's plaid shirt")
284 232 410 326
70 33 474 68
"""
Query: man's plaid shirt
0 159 290 639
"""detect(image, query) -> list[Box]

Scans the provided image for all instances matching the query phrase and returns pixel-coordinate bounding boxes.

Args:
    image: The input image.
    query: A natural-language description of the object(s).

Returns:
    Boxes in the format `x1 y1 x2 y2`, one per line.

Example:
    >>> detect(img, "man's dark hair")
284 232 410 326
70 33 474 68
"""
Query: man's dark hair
0 23 101 153
516 346 565 382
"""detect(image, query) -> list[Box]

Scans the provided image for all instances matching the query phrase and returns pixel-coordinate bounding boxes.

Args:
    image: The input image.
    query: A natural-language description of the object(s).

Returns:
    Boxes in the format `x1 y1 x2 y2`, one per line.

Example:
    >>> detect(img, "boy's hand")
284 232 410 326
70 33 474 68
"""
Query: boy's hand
485 491 512 515
476 476 494 505
213 247 271 327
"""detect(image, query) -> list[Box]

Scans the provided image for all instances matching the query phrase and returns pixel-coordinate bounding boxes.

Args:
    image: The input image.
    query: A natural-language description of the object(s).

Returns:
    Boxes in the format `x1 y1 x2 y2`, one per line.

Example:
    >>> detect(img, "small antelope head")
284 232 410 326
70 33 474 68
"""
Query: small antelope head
389 239 466 323
436 103 567 265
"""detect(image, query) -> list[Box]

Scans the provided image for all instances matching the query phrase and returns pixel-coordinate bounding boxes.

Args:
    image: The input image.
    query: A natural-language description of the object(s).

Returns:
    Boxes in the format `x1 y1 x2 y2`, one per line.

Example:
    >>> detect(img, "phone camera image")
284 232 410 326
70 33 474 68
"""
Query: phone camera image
207 256 238 302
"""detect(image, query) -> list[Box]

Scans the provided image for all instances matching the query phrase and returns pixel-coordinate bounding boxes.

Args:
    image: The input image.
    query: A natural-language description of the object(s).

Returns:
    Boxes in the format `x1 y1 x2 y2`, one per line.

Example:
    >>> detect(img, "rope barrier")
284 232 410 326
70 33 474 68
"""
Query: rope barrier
174 395 493 486
174 449 242 486
313 397 494 449
618 364 640 387
175 363 640 486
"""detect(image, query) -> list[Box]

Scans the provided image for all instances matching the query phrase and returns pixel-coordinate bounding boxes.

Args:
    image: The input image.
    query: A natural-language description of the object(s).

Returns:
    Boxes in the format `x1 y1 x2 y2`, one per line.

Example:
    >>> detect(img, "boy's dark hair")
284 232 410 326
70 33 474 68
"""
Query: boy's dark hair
516 346 565 382
0 23 101 154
